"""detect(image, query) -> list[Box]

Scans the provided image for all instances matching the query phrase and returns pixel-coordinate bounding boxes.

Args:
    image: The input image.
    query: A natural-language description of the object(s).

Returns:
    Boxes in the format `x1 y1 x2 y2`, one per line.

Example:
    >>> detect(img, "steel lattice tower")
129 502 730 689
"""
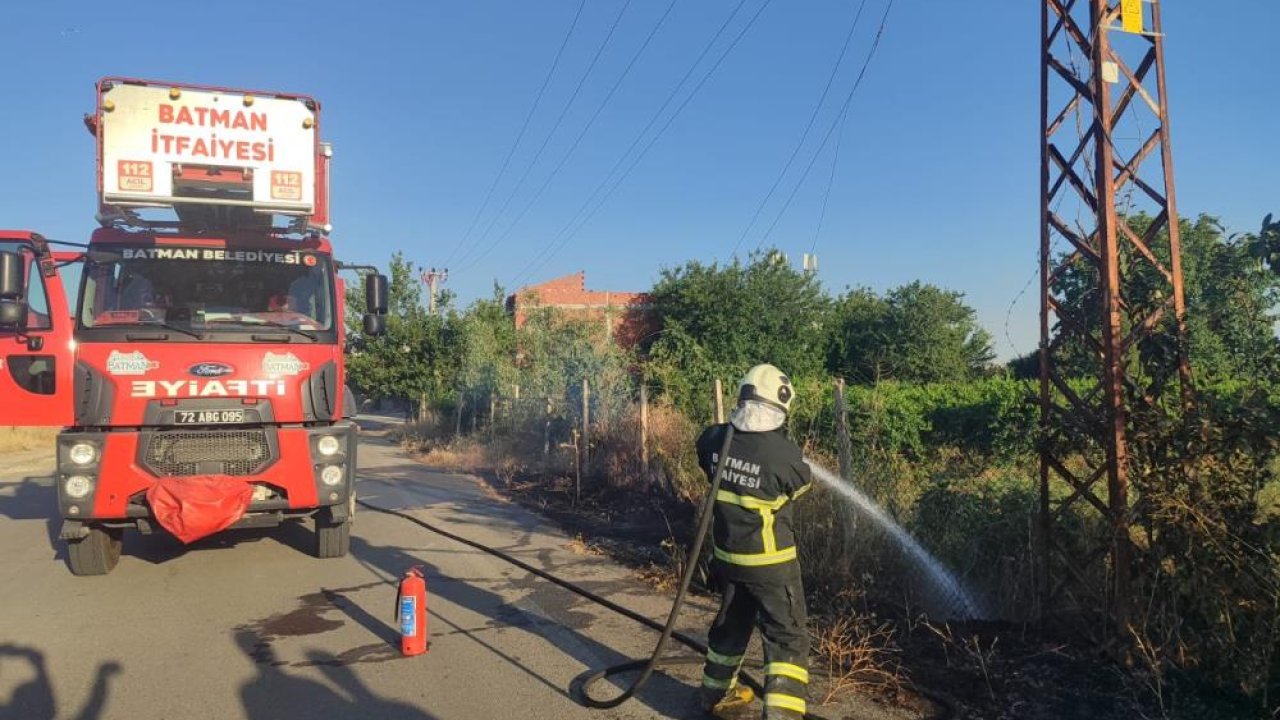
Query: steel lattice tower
1038 0 1191 632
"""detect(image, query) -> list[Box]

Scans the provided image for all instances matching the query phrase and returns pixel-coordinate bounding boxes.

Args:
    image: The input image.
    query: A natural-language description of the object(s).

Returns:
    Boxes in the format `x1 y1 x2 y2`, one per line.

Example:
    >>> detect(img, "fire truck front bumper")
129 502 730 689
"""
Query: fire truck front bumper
54 421 358 531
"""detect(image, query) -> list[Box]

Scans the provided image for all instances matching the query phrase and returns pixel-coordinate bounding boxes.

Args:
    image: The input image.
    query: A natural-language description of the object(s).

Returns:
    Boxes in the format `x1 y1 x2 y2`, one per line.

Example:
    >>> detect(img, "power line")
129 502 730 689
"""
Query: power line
514 0 773 286
727 0 869 259
454 0 634 270
522 0 776 283
754 0 895 251
510 0 771 288
454 0 679 274
506 0 755 288
810 102 848 256
442 0 587 268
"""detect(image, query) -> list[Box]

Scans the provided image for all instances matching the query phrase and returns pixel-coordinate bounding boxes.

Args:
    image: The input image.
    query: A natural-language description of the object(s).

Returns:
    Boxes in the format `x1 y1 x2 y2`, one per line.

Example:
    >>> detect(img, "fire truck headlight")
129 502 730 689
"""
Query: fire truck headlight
317 436 341 457
320 466 344 486
65 476 94 499
69 443 98 466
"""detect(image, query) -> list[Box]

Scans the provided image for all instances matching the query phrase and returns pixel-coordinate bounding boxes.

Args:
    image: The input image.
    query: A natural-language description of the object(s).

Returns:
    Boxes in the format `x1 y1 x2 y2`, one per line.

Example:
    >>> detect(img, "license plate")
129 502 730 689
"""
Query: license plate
174 409 246 425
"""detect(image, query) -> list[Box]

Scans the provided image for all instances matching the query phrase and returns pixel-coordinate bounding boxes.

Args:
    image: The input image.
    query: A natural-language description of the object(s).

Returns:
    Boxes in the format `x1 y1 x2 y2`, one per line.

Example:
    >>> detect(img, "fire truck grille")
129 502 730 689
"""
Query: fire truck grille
143 430 272 477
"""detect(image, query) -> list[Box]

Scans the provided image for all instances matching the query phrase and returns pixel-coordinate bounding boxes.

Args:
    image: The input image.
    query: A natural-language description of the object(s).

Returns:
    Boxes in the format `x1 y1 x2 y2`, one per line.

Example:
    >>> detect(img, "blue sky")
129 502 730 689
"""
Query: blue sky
2 1 1275 359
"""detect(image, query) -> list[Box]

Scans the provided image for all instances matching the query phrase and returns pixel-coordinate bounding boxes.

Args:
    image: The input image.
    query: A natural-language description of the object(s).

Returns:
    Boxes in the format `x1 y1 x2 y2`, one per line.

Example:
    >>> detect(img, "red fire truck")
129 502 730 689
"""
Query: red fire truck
0 78 387 575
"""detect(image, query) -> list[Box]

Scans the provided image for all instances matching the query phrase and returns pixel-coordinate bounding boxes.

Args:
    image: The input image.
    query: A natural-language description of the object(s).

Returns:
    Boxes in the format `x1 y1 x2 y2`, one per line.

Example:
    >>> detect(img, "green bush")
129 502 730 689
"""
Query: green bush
909 470 1040 620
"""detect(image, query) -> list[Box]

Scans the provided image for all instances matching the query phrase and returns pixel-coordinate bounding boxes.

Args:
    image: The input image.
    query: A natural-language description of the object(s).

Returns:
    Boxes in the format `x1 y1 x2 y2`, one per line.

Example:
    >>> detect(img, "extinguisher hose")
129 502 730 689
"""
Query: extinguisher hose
357 422 944 720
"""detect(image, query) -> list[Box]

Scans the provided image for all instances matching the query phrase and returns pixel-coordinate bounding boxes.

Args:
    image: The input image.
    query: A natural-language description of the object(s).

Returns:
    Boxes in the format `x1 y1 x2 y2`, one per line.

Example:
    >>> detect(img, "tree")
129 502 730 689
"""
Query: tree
513 304 634 424
1050 213 1280 385
454 284 517 400
345 252 462 405
827 282 994 384
1183 214 1280 382
1247 212 1280 275
645 250 830 414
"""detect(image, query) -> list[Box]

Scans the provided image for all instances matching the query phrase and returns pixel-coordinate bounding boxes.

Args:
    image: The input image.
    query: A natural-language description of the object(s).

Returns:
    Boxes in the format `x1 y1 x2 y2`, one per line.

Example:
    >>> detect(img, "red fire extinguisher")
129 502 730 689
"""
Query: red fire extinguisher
396 566 428 656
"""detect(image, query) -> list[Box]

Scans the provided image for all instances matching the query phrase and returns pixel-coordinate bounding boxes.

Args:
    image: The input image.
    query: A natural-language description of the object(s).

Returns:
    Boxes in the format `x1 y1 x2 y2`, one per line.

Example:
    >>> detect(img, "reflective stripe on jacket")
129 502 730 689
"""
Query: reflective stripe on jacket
696 423 812 570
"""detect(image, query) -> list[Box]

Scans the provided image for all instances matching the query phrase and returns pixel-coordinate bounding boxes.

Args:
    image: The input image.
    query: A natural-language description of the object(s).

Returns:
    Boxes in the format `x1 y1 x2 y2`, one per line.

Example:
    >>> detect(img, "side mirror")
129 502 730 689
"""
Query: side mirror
0 251 22 298
362 312 387 337
0 300 24 329
365 274 388 315
0 251 27 330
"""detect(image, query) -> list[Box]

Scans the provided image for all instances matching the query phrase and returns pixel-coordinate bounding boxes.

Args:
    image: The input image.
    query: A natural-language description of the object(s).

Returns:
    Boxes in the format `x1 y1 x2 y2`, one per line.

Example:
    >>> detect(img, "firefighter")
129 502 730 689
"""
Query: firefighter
696 364 812 719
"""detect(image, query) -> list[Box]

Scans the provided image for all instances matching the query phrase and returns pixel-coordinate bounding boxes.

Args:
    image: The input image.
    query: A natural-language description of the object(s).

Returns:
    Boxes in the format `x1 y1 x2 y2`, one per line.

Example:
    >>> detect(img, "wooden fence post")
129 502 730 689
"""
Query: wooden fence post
572 428 582 507
488 394 497 438
455 392 464 437
581 378 591 476
594 376 609 436
714 378 725 424
836 378 852 481
543 397 552 459
639 383 650 476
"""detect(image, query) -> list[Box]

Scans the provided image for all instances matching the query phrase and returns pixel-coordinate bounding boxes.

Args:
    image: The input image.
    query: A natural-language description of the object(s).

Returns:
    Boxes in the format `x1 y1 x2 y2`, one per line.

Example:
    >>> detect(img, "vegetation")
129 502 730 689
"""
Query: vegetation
826 282 995 385
348 214 1280 718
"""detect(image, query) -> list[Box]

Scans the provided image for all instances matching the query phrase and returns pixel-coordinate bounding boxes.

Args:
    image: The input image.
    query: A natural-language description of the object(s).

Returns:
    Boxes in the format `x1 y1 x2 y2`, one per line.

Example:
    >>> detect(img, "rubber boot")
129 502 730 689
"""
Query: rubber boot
699 685 755 719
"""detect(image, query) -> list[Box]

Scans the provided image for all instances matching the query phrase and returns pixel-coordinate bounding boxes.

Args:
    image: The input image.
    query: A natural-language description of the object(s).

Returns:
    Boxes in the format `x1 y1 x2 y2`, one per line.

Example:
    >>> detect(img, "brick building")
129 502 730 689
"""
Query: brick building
506 271 653 348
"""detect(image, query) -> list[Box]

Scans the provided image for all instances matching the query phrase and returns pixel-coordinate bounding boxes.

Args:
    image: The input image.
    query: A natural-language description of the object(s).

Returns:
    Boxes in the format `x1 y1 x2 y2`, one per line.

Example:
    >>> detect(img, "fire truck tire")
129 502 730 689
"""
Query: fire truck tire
315 512 350 559
67 526 123 576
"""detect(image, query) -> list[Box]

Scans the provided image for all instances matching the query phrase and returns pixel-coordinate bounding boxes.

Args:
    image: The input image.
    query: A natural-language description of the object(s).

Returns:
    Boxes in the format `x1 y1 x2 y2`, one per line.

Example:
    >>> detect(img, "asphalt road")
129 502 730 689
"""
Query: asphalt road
0 418 713 720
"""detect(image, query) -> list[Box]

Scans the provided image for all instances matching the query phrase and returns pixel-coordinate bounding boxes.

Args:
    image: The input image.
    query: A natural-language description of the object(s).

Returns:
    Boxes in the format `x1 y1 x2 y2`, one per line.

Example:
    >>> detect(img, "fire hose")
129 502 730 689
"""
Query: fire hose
356 423 953 719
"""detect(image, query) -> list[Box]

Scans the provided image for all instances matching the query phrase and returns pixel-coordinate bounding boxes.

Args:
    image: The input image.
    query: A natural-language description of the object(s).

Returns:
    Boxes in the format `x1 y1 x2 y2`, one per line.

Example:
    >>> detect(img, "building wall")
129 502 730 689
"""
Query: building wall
507 271 653 348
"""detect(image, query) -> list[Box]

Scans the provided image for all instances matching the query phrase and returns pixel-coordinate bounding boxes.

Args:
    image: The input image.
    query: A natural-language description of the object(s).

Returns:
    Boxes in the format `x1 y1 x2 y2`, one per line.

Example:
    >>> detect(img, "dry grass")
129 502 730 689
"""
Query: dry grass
811 609 903 704
633 531 694 593
399 415 546 475
1258 480 1280 523
635 563 681 593
922 621 1002 703
595 401 703 501
0 427 57 454
565 534 604 557
413 441 491 471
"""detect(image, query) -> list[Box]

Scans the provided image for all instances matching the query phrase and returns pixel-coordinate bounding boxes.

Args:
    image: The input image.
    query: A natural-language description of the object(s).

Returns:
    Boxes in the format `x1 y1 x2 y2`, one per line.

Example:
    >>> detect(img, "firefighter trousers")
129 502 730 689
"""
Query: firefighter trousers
701 563 809 719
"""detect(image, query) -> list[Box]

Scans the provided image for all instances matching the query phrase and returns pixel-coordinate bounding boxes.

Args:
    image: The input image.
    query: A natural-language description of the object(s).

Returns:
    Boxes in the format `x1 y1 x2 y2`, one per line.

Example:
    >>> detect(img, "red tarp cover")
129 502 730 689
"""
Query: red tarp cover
146 476 254 544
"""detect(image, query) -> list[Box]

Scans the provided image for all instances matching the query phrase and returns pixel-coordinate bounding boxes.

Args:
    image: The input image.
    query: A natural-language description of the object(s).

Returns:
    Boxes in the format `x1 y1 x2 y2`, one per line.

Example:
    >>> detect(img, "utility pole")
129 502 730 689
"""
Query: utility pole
420 267 448 316
1039 0 1190 635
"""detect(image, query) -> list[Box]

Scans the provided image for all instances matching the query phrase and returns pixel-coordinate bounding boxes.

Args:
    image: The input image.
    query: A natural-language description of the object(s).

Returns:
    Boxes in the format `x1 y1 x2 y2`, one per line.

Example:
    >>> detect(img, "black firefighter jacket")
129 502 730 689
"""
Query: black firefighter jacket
696 423 813 580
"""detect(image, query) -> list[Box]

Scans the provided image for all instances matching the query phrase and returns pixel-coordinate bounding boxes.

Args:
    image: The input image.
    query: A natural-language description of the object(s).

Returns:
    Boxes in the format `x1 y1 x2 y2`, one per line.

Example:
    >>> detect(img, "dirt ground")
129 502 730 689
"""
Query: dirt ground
402 426 1270 720
480 470 1273 718
0 426 57 454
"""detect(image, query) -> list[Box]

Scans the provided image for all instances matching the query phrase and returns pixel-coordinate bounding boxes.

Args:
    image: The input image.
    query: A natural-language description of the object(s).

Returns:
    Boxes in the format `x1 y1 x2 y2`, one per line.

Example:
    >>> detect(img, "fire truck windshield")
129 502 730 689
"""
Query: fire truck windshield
78 246 335 340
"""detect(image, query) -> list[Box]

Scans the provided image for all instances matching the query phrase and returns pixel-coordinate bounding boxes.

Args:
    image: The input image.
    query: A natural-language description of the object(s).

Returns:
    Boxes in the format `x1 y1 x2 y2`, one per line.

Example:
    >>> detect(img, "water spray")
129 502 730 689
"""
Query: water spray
805 461 983 620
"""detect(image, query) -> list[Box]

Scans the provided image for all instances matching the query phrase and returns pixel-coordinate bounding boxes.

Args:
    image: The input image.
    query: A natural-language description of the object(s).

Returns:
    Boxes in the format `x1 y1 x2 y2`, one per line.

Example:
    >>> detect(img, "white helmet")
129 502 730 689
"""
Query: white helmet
737 363 794 413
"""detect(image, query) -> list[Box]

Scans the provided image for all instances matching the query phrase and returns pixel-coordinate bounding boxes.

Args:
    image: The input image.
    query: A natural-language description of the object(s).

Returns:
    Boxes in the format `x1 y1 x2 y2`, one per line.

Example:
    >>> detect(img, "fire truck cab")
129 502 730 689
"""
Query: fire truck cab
0 78 387 575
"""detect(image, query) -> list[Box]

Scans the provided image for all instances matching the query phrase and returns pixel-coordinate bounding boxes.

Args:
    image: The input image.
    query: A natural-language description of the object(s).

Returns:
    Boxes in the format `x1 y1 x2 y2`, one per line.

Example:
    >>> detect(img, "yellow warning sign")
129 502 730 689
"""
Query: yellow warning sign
1121 0 1144 34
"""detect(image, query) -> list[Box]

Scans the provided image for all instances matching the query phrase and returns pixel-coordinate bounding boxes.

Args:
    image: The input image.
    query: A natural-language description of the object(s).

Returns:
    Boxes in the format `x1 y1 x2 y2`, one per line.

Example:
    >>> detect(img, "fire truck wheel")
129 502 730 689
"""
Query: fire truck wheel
315 512 350 559
67 526 123 576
